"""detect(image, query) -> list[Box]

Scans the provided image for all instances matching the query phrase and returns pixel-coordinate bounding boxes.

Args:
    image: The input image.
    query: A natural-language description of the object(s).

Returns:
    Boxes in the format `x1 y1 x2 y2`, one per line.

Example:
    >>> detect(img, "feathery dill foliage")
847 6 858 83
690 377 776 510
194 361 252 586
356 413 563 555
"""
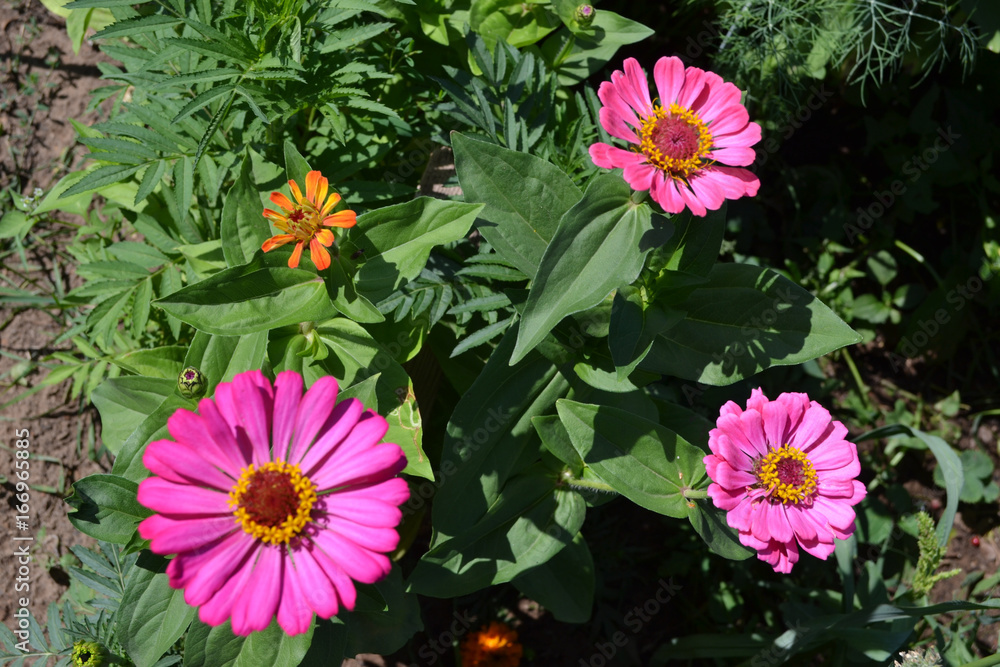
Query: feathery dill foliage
712 0 978 111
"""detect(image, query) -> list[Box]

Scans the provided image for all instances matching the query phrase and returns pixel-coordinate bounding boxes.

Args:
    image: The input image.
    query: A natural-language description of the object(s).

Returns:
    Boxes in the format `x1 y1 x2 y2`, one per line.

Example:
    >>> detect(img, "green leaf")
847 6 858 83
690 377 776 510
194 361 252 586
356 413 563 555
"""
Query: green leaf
88 286 136 348
182 331 269 390
687 502 754 560
112 346 187 379
452 131 580 276
857 425 962 548
91 377 176 455
326 256 384 324
117 566 197 667
66 474 153 544
314 319 431 479
557 400 707 518
409 468 585 598
63 163 145 197
156 253 336 335
172 84 236 124
92 14 181 39
112 394 192 483
353 197 482 302
650 206 725 279
432 325 568 540
542 10 653 86
182 619 314 667
221 156 271 267
512 531 594 622
282 139 312 188
342 569 422 655
0 210 33 239
642 263 862 385
511 174 670 364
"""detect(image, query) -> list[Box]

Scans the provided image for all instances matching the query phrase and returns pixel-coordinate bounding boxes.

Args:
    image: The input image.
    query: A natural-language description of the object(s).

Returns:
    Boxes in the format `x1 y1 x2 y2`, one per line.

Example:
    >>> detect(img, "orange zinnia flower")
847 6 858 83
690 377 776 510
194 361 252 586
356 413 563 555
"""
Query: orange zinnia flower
460 621 523 667
262 170 356 270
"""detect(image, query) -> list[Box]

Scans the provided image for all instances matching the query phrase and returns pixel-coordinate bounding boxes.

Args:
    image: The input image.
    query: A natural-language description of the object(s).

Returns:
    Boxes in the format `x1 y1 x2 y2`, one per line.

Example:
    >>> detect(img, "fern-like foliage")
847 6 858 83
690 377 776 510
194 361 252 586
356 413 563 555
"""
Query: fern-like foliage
433 32 604 183
712 0 978 110
378 249 524 358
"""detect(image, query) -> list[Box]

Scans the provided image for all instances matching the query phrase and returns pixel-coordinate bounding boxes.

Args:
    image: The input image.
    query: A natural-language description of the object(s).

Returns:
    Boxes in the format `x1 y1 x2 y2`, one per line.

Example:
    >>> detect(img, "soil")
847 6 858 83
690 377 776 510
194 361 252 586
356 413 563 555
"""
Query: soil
0 1 997 664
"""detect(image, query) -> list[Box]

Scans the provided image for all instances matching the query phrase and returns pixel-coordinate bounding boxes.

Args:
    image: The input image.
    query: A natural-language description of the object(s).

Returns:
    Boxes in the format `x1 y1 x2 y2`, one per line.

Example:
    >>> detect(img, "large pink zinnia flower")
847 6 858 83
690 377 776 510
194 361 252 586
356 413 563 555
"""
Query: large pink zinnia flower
137 369 409 636
704 388 866 573
589 56 761 216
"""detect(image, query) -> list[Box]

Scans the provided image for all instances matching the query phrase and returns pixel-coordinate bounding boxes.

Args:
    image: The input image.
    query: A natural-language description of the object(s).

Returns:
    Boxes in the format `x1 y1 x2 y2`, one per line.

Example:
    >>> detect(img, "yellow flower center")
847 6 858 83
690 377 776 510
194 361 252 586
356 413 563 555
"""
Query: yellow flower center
278 204 322 242
754 444 818 505
637 102 713 180
229 460 317 544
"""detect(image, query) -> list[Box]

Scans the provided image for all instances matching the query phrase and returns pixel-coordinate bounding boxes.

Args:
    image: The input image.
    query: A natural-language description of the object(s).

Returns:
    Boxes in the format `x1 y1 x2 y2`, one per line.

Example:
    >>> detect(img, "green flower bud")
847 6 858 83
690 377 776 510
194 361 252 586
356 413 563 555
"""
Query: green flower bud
574 4 595 27
177 366 207 399
72 640 105 667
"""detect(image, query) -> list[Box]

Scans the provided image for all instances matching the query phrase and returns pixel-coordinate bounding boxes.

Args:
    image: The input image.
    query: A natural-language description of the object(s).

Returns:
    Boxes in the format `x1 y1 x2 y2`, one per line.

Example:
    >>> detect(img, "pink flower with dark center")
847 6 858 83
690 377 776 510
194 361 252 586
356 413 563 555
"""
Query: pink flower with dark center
589 56 761 216
137 370 409 636
704 388 866 573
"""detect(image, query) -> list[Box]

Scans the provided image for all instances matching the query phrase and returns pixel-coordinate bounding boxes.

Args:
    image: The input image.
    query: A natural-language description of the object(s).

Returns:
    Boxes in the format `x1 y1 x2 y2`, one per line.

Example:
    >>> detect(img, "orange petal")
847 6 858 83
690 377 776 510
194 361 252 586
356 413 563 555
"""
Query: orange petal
305 171 322 206
263 208 289 223
322 210 357 228
262 234 296 252
270 192 295 213
314 229 334 246
319 192 342 217
289 179 306 206
309 238 331 270
288 241 304 269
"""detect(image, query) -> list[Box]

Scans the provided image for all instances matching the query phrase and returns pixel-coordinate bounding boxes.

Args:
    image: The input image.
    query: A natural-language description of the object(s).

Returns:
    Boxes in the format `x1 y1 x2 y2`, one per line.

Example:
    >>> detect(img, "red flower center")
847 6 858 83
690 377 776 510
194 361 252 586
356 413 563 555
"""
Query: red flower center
774 457 807 487
649 116 701 161
288 209 305 223
240 469 300 527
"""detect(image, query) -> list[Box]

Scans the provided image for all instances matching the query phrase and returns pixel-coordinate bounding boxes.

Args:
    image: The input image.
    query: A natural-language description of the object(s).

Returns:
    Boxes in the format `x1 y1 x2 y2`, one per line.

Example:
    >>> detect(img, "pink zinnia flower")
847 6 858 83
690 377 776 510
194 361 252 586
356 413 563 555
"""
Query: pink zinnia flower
589 56 761 216
137 370 409 636
704 388 866 573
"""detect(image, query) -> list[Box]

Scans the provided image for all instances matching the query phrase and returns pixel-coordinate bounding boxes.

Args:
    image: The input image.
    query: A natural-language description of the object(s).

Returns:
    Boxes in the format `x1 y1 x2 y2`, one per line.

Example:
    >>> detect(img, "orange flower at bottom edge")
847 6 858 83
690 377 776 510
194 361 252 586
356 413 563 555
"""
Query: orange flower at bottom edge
460 621 523 667
261 170 357 270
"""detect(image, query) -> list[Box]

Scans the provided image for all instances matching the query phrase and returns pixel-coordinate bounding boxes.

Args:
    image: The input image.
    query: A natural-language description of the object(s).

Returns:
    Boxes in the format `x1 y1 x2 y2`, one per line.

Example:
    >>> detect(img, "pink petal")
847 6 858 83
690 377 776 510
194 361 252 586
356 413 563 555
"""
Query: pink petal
288 376 340 463
290 546 341 618
312 528 391 585
711 460 756 490
707 483 746 511
709 146 758 167
745 387 769 414
653 56 685 106
306 540 361 610
197 398 253 470
224 371 274 465
687 173 726 212
272 371 303 460
726 497 756 532
714 120 762 149
797 534 836 560
809 441 860 474
230 546 282 635
677 67 709 109
649 172 686 214
696 78 742 124
716 413 766 458
705 104 750 136
676 182 708 217
143 439 235 490
701 166 760 198
197 554 256 628
767 504 794 543
612 58 653 117
322 515 401 552
137 477 230 515
623 160 657 192
166 409 243 478
599 106 641 144
308 442 405 491
173 533 257 604
597 81 639 130
322 478 409 526
277 559 313 636
785 504 819 542
789 403 834 451
139 514 237 554
811 496 858 533
761 402 790 449
296 399 365 473
589 143 645 170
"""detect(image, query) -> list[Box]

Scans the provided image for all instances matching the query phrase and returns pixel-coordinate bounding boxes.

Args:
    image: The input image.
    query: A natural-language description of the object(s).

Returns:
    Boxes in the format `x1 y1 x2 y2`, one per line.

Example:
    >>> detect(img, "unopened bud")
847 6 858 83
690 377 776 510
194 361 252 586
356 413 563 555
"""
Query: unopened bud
574 4 595 27
177 366 207 399
72 640 106 667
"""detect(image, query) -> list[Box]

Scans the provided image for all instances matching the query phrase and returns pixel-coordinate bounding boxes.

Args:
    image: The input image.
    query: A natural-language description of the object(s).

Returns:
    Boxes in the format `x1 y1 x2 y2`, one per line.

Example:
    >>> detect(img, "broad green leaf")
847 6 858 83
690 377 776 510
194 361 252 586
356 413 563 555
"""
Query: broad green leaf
512 531 594 623
409 468 585 598
452 132 580 276
92 14 182 39
118 566 197 667
183 619 313 667
283 139 312 189
88 286 136 348
557 400 706 518
31 171 95 215
532 415 583 475
326 255 384 323
857 425 962 548
156 253 336 335
91 376 176 455
687 502 754 561
352 197 482 302
112 345 187 379
0 210 32 239
642 263 862 385
66 474 153 544
608 285 684 380
343 568 422 656
112 394 192 483
432 325 568 540
221 156 271 267
542 10 654 86
649 206 726 279
471 0 560 48
176 240 226 278
511 174 671 364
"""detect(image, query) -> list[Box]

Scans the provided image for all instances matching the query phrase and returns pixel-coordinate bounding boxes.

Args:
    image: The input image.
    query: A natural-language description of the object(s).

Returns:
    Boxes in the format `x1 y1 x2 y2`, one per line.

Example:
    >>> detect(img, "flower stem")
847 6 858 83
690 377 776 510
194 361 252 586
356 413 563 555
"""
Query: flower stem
561 472 615 493
682 488 708 499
